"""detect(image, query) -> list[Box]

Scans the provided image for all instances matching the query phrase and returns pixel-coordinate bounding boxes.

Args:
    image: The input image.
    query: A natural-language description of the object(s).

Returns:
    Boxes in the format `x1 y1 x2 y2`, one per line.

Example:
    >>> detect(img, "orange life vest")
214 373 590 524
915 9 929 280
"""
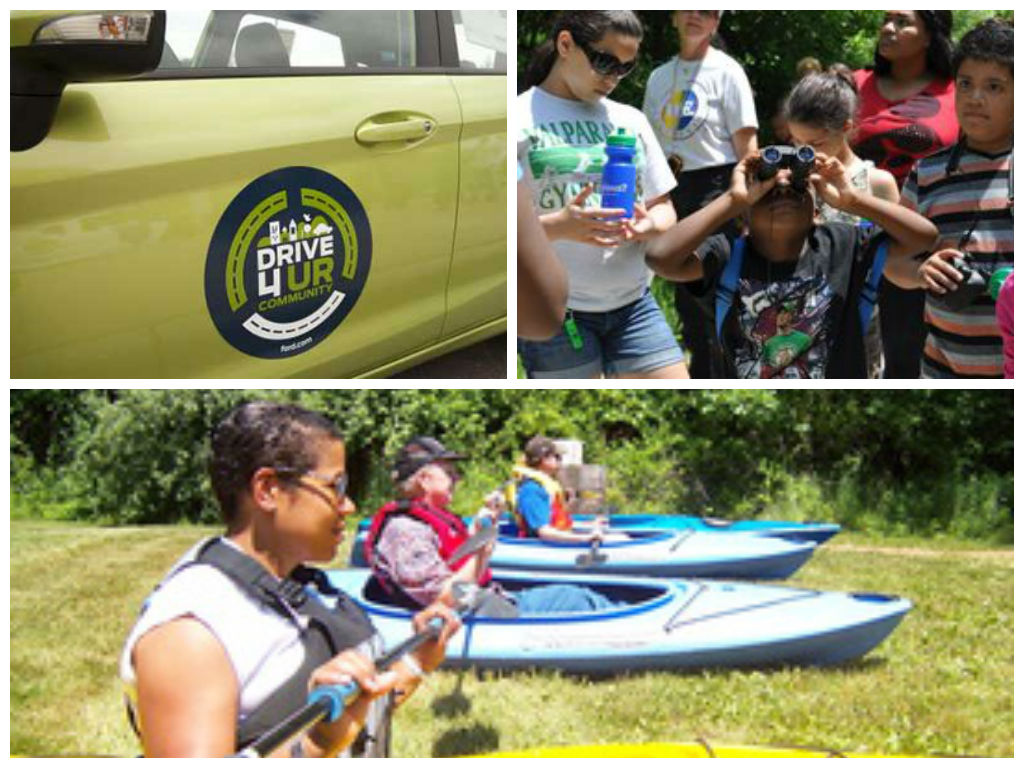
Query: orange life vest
509 465 572 535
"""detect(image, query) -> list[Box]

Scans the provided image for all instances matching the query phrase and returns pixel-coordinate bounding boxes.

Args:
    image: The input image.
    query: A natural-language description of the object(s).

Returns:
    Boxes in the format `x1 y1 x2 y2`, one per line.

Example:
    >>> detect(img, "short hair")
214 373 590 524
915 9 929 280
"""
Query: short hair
954 18 1013 77
208 401 343 528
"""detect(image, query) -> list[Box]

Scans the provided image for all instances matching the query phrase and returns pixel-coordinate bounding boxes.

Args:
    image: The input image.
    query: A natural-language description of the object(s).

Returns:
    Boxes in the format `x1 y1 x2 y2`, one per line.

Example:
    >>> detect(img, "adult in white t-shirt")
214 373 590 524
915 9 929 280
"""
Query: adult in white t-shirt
642 10 758 378
517 11 689 380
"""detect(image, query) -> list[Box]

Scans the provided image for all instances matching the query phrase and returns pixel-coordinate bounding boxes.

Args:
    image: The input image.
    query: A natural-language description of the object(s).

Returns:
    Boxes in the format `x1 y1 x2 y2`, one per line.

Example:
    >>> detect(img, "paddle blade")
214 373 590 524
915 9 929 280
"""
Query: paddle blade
575 540 608 567
446 524 498 566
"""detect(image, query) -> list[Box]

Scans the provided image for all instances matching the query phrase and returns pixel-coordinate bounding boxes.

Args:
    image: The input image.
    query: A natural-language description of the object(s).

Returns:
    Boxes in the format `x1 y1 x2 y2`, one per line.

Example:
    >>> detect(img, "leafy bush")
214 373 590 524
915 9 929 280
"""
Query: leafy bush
518 10 1014 140
9 389 1013 542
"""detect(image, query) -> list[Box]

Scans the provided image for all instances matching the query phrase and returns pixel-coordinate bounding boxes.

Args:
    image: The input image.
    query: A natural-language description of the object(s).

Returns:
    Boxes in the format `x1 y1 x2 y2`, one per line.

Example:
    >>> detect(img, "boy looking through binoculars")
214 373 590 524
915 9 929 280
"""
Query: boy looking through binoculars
645 148 937 378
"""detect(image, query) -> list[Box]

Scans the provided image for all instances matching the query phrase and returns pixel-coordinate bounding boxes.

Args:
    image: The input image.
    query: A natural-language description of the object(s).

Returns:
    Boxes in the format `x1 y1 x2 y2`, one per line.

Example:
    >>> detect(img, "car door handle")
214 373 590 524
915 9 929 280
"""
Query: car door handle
355 114 436 144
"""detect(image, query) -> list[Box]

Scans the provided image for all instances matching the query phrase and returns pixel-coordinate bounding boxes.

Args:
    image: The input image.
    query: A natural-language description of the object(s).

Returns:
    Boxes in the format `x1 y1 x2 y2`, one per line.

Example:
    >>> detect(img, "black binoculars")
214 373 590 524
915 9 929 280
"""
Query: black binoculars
756 145 816 191
934 252 993 311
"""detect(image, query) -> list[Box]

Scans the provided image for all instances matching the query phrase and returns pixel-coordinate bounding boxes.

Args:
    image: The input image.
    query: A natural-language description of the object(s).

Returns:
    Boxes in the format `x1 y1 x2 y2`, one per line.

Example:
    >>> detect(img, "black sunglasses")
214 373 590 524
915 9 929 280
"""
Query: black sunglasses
275 467 348 502
573 36 637 78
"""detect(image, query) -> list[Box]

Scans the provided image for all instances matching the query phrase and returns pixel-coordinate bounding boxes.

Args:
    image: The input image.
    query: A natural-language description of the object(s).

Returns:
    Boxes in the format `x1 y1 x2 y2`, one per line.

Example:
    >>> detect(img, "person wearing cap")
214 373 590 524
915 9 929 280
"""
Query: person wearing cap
363 437 494 610
364 436 619 616
512 436 627 544
643 10 759 379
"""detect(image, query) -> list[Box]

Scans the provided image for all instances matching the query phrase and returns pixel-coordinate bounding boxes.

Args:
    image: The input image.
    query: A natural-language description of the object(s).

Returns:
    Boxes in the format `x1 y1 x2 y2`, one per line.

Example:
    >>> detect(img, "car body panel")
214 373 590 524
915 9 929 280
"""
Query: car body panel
11 10 506 378
443 75 507 338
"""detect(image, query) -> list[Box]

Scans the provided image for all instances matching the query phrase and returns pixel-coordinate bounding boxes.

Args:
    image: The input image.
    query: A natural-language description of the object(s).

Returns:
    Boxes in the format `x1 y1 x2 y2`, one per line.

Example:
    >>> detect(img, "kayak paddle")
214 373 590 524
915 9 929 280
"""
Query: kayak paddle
446 523 498 566
235 616 446 758
575 510 610 567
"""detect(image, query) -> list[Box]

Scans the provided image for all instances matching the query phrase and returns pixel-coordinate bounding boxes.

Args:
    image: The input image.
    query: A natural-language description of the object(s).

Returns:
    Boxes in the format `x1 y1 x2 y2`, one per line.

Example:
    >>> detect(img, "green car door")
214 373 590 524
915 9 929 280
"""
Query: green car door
442 11 507 339
11 10 505 378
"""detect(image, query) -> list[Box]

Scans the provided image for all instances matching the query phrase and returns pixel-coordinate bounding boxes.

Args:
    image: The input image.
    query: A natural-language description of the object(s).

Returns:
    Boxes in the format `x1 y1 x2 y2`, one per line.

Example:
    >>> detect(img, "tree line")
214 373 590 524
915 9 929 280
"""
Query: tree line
517 10 1014 139
10 389 1013 542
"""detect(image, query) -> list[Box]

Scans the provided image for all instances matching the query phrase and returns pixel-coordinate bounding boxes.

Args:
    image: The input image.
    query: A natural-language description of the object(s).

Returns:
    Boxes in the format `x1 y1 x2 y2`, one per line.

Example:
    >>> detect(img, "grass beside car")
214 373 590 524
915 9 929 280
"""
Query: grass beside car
9 518 1012 757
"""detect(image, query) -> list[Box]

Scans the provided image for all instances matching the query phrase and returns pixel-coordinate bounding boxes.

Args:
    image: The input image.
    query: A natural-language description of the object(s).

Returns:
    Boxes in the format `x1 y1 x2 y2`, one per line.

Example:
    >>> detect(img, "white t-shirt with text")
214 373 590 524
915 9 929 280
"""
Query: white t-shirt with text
518 86 676 313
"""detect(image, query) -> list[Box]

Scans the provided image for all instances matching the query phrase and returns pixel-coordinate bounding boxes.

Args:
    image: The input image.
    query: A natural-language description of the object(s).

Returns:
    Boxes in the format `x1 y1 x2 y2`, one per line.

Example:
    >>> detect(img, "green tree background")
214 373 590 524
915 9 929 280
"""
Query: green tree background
517 10 1014 135
10 389 1013 543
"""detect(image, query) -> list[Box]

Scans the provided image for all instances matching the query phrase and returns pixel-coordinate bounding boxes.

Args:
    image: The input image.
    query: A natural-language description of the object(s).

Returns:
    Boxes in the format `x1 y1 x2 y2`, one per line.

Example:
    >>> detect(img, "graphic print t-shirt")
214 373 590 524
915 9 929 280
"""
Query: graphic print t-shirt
643 48 758 171
852 70 958 187
518 87 677 313
699 224 882 379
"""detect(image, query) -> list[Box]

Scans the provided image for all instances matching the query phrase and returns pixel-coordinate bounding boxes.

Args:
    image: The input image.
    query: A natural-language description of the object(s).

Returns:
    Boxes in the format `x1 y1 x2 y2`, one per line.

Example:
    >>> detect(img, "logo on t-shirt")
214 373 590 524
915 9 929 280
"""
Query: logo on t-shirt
661 84 708 141
735 276 835 379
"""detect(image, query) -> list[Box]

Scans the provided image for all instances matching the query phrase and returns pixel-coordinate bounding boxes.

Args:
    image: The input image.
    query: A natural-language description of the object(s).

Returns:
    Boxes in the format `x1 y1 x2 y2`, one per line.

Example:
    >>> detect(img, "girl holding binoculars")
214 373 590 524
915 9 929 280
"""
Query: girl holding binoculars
785 67 901 378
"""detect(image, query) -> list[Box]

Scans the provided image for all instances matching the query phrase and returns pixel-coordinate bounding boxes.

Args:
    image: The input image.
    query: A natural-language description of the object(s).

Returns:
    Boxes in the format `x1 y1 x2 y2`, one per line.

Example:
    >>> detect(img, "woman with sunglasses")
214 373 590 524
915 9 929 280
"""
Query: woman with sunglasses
120 401 459 757
643 10 759 379
517 11 689 379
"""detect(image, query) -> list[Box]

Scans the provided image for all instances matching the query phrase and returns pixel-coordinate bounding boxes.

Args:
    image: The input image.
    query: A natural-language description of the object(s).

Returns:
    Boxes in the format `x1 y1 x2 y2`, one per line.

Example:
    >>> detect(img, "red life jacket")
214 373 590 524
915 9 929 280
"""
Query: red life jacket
364 499 491 601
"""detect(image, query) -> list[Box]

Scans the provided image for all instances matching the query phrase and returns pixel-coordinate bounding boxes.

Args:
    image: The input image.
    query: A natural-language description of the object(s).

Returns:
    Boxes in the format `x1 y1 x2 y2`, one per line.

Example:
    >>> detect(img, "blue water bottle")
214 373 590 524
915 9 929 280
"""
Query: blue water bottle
601 128 637 220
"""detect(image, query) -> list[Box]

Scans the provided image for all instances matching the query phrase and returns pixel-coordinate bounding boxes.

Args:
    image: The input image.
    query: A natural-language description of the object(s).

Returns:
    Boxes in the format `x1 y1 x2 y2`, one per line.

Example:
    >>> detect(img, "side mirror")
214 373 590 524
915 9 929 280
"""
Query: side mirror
11 10 166 151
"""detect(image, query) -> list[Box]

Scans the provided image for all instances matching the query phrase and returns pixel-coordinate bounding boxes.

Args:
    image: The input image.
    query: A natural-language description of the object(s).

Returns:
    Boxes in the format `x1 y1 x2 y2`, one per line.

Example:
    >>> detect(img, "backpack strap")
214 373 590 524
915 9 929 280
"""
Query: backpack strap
715 236 746 340
859 236 888 335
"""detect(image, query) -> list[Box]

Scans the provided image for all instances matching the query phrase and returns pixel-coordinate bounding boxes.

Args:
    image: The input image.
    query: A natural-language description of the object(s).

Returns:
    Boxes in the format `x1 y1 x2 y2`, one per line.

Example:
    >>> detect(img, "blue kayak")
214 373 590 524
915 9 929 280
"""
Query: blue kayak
328 568 911 673
350 527 817 580
570 514 841 545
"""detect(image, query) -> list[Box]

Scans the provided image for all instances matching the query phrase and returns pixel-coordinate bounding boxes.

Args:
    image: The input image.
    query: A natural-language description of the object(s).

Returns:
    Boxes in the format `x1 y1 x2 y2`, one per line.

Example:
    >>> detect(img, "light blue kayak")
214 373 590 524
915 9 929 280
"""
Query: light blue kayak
328 568 912 673
569 514 841 545
350 527 817 580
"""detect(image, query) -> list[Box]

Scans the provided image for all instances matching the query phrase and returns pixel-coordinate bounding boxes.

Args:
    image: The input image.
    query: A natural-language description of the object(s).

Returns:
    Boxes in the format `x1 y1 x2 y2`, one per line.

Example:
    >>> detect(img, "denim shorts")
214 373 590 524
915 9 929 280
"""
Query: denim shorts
518 289 684 379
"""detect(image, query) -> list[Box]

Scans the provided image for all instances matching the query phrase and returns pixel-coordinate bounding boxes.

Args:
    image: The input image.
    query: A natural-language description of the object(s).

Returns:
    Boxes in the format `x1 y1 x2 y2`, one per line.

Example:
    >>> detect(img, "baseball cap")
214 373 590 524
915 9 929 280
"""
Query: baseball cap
524 436 561 466
392 436 465 483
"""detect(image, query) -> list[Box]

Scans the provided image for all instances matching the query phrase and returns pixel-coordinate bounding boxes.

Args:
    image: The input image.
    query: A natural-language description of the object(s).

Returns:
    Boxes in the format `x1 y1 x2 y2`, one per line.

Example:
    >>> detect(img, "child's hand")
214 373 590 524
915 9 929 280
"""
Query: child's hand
731 153 778 208
544 183 628 247
623 200 656 242
919 249 966 294
810 155 856 210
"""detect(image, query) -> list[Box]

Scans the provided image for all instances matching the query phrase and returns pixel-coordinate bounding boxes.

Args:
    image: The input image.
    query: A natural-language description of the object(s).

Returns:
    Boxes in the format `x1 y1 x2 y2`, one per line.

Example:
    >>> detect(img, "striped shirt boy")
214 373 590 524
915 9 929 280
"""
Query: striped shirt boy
901 145 1013 378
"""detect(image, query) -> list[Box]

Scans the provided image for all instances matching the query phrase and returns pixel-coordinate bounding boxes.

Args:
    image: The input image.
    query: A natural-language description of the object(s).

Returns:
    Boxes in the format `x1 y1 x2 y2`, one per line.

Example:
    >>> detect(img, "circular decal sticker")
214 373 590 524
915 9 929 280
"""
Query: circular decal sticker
205 166 372 359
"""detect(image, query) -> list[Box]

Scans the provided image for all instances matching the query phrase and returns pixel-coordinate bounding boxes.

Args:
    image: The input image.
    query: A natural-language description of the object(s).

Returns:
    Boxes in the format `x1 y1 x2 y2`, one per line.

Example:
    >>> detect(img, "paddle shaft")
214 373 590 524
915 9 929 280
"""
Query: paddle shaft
576 512 609 566
236 617 444 758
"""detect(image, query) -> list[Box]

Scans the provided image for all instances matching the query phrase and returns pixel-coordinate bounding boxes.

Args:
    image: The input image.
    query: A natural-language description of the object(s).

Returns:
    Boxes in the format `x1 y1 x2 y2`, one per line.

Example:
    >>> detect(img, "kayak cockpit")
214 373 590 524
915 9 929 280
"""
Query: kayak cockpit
351 570 677 625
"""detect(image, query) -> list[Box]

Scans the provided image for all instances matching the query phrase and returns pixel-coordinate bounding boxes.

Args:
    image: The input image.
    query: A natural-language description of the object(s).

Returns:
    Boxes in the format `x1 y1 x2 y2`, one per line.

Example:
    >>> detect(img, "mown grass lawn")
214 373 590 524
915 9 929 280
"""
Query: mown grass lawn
9 519 1013 757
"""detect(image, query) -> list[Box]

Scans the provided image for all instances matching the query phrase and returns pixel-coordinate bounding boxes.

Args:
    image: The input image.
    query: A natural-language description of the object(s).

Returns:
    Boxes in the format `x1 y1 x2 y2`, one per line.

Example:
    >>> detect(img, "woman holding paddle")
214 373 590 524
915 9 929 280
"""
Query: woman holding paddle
119 401 459 757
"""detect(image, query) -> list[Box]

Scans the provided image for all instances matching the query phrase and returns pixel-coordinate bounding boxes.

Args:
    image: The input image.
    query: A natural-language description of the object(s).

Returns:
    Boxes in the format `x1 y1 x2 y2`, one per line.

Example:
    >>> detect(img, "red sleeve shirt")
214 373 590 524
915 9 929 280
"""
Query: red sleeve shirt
852 69 959 188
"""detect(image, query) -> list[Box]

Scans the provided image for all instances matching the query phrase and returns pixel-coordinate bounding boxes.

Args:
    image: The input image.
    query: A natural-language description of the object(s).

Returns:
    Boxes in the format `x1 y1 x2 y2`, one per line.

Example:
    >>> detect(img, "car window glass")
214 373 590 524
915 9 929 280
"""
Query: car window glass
454 10 506 71
161 10 213 68
158 10 416 72
231 14 344 67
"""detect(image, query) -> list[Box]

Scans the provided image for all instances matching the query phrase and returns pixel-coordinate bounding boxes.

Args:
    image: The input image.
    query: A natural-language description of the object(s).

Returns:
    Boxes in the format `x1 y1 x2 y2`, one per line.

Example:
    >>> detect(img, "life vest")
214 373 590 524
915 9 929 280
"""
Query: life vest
363 499 492 605
127 538 389 756
510 465 572 535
